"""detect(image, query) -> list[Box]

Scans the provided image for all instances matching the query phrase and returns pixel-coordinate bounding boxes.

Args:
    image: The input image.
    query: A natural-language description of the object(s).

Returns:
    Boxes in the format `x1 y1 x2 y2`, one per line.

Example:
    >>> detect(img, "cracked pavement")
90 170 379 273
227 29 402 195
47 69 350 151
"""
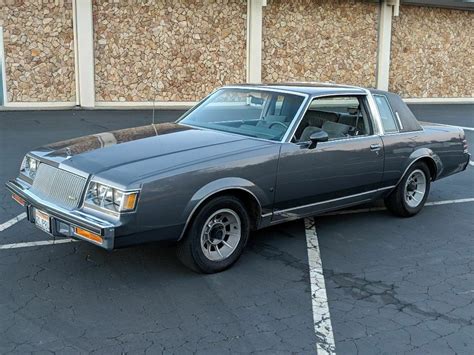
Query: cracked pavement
0 105 473 353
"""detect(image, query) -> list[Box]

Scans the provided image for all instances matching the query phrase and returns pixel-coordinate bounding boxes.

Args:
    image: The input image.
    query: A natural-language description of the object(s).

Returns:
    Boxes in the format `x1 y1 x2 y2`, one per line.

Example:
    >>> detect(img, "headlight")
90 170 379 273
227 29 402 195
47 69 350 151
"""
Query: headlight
85 181 139 213
20 155 39 180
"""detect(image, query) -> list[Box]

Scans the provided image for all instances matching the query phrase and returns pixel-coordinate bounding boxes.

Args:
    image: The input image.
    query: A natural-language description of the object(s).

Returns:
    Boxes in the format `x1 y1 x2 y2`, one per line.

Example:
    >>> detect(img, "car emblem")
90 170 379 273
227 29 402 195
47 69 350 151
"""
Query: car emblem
67 195 77 201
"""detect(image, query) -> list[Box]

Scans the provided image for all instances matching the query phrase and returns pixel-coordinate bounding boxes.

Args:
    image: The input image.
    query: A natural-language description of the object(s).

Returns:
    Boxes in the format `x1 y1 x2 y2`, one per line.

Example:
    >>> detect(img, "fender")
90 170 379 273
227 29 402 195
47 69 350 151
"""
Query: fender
178 177 270 240
396 148 442 187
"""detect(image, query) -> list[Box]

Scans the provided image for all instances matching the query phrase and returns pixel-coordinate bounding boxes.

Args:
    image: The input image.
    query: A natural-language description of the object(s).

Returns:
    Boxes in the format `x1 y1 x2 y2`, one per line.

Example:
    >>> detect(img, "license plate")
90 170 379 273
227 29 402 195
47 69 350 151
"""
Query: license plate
35 209 51 233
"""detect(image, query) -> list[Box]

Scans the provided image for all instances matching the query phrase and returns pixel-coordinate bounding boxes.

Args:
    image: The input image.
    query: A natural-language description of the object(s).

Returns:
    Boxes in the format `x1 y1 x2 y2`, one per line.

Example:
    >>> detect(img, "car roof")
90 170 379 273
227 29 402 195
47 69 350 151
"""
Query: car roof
224 82 368 96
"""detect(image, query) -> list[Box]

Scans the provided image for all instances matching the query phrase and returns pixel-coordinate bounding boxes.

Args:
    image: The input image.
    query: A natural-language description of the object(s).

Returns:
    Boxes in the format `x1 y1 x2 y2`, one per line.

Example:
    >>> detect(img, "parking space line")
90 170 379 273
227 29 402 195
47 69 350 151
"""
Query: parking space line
0 212 27 232
323 197 474 216
440 124 474 132
304 217 336 355
0 238 76 250
469 161 474 166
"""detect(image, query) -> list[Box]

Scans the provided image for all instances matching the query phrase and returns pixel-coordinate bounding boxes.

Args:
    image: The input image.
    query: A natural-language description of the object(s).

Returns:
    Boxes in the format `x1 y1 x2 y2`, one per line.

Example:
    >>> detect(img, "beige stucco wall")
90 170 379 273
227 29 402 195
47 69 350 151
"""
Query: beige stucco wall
262 0 379 87
93 0 247 102
0 0 75 102
390 6 473 98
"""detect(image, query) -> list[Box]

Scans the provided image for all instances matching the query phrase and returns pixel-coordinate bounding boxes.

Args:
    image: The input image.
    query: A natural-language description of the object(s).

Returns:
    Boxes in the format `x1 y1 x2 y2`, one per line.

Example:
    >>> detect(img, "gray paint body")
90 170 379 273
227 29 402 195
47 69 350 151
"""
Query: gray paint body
6 84 470 249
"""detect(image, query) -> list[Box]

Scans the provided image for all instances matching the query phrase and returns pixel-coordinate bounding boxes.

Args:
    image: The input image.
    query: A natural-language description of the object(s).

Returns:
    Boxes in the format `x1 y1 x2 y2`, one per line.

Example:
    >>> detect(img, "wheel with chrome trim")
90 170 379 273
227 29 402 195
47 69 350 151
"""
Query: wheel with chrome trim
177 196 250 273
385 162 431 217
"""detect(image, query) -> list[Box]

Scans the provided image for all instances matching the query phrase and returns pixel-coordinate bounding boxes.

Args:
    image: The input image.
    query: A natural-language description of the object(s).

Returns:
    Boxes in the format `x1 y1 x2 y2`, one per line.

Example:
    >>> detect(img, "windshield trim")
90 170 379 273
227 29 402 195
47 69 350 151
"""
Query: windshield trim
176 87 310 143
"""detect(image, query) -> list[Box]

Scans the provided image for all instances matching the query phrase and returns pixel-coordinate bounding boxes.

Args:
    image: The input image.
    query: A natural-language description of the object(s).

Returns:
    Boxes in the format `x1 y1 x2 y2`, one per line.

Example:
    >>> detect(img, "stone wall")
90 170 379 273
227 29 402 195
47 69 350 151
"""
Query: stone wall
390 6 473 98
93 0 247 102
262 0 379 87
0 0 75 102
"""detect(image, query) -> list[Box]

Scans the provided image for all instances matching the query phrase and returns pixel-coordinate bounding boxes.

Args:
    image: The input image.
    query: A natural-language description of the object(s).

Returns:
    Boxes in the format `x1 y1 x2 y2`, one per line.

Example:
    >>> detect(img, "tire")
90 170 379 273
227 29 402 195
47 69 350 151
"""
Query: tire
385 161 431 217
177 196 250 273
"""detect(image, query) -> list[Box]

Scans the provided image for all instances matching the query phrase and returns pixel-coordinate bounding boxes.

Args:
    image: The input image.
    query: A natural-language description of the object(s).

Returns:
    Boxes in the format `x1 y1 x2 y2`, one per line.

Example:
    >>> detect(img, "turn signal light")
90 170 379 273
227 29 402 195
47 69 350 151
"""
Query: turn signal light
12 193 26 206
74 227 103 244
123 193 138 210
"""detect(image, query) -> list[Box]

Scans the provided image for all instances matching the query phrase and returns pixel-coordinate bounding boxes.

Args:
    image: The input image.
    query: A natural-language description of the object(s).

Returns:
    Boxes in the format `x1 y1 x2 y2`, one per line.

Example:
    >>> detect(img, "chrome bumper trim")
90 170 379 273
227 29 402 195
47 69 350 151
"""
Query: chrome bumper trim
6 179 117 250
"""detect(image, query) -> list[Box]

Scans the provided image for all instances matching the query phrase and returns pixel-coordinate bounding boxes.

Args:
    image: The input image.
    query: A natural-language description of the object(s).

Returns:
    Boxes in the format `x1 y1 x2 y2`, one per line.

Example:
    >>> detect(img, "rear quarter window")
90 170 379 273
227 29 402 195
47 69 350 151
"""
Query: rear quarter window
374 95 398 133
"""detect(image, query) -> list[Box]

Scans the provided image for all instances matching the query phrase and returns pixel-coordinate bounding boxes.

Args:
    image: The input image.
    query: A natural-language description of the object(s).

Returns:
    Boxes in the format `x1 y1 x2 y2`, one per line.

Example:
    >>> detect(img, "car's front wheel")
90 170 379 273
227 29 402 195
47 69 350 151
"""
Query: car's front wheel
177 196 250 273
385 161 431 217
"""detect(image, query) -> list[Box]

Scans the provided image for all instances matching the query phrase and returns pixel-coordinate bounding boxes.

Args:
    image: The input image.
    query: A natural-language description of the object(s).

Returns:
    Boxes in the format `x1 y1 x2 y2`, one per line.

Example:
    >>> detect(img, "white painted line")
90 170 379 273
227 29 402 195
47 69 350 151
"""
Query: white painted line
435 123 474 132
425 198 474 206
304 217 336 355
469 161 474 167
0 238 76 250
0 212 27 232
455 126 474 132
323 197 474 216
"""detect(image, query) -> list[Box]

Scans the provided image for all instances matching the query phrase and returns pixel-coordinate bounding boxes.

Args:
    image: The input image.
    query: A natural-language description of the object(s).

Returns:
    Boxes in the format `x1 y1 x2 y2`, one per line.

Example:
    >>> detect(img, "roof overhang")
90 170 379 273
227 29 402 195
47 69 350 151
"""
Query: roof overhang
402 0 474 10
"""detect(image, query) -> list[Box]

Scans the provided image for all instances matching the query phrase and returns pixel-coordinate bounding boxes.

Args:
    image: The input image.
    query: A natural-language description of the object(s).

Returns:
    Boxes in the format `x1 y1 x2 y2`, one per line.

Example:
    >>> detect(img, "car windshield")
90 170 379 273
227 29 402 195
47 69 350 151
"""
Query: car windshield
179 88 305 141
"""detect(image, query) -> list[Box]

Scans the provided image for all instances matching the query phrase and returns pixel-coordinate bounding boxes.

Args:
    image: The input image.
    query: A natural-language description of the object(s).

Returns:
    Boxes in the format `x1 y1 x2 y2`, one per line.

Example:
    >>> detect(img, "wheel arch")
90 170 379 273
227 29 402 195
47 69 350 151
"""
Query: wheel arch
178 178 268 241
398 149 442 186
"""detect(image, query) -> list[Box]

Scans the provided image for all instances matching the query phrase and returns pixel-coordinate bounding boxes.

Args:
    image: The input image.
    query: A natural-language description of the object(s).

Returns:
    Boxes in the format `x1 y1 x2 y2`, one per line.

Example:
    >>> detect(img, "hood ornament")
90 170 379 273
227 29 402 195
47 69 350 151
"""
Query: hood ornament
65 147 72 158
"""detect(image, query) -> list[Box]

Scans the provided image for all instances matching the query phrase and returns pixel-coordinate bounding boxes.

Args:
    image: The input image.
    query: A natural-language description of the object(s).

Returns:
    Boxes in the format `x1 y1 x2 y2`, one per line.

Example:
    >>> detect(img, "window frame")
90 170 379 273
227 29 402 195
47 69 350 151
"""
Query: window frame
373 94 400 134
290 94 377 143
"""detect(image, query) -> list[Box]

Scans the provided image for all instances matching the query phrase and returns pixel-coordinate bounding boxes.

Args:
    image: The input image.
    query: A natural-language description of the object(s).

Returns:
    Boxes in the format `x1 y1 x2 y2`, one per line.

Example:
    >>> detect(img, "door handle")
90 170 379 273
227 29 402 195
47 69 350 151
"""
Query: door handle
370 144 381 151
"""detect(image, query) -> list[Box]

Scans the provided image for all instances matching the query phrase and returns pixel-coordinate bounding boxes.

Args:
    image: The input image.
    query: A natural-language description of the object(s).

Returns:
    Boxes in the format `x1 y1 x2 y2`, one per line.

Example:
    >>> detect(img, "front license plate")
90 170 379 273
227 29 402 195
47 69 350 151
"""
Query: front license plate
35 209 51 233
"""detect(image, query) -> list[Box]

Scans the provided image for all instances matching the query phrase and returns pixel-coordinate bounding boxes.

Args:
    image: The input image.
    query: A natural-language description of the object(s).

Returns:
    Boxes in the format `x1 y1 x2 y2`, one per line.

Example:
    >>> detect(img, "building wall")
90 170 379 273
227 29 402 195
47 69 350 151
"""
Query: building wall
262 0 379 87
93 0 247 102
390 6 474 98
0 0 75 102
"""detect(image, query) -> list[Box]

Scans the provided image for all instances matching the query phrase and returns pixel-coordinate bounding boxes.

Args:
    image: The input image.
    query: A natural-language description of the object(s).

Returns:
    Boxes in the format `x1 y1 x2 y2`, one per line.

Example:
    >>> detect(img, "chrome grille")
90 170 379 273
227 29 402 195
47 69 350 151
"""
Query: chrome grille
31 164 87 210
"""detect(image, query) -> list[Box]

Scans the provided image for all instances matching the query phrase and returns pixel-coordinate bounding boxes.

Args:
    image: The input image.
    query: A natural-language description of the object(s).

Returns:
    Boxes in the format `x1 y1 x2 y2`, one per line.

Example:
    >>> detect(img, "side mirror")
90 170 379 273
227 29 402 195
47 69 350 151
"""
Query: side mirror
308 130 328 149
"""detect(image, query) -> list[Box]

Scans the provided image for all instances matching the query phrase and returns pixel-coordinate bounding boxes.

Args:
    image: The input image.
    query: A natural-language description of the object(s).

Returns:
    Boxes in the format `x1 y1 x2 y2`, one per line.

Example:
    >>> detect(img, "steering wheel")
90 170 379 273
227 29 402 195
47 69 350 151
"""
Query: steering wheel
269 121 288 130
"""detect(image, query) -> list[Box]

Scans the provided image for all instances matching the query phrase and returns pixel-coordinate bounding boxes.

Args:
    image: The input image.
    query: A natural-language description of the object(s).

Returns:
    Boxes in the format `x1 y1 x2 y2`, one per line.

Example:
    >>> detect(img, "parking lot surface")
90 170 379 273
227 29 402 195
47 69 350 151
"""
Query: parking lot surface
0 105 473 354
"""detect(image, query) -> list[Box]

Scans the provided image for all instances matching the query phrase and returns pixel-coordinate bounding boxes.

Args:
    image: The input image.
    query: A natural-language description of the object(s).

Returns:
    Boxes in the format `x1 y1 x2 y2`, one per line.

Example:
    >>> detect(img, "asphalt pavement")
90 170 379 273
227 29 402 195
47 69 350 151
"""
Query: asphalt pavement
0 104 473 354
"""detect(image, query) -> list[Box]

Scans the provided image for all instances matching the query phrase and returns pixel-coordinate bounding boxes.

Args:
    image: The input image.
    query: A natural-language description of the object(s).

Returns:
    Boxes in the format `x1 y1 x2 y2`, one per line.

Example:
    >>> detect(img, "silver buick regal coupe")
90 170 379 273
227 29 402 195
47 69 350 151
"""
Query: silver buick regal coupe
7 83 470 273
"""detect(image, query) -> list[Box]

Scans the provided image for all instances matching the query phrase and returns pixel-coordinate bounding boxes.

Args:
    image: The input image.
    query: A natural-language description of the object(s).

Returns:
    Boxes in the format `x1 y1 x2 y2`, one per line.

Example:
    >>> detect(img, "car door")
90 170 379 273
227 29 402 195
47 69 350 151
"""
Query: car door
272 95 385 222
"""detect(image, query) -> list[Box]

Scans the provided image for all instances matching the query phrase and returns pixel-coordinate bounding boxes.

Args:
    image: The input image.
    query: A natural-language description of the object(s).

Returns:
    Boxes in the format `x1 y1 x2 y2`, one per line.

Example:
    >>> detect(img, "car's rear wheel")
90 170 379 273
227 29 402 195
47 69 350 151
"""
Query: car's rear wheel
177 196 250 273
385 161 431 217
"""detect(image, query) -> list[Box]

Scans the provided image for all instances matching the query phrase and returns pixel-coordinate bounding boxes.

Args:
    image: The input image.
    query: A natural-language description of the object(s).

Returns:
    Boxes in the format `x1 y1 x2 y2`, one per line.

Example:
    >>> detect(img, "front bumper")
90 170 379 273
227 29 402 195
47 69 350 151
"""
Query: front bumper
6 179 117 250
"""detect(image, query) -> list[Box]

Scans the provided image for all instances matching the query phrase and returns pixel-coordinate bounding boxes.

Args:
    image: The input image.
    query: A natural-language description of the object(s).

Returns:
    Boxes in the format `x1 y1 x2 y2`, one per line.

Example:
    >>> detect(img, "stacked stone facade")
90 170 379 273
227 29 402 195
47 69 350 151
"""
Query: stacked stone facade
93 0 247 102
390 6 473 98
0 1 472 104
0 0 75 102
262 0 379 88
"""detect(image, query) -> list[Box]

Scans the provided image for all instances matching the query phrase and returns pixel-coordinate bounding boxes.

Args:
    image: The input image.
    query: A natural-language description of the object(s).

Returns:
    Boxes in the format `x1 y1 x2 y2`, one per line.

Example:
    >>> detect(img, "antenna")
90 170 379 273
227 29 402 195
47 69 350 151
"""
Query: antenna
152 93 156 125
152 68 158 125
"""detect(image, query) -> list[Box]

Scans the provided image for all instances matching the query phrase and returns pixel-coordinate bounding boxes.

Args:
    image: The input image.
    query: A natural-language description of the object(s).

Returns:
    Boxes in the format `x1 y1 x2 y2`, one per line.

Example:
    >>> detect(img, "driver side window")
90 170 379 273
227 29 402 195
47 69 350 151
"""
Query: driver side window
294 96 373 142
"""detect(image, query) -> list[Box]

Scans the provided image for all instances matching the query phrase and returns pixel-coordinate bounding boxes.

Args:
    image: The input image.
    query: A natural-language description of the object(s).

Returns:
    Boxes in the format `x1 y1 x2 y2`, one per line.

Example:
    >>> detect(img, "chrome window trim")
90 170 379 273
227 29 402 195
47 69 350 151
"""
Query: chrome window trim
395 111 404 130
272 185 395 215
287 91 383 142
382 129 425 136
363 90 385 135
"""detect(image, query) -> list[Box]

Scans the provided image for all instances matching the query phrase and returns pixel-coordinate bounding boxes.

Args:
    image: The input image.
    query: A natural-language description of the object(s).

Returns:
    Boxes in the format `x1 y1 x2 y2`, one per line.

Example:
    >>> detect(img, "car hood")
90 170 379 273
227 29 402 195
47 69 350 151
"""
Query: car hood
31 123 274 187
